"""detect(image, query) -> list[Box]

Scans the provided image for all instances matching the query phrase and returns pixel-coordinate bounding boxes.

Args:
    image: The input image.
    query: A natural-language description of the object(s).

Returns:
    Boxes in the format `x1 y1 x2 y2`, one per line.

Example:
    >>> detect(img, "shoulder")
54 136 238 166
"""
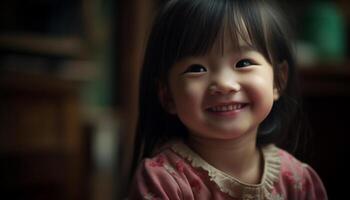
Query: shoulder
273 147 328 200
276 147 319 180
129 146 195 200
141 147 186 180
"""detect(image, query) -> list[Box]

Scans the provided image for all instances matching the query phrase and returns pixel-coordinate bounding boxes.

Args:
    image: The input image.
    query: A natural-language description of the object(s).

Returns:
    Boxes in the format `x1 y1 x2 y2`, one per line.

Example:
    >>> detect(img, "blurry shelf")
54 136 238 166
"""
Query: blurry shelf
0 34 88 59
0 72 81 155
0 72 78 95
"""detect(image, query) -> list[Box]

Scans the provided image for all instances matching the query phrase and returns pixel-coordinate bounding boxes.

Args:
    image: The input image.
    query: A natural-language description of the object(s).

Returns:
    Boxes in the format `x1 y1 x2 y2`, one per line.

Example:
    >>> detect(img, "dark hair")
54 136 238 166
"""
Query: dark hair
131 0 306 178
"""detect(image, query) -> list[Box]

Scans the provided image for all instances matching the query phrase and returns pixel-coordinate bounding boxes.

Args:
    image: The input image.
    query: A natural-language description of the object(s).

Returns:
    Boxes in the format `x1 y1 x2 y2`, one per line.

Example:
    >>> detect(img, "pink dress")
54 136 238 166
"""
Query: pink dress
129 142 327 200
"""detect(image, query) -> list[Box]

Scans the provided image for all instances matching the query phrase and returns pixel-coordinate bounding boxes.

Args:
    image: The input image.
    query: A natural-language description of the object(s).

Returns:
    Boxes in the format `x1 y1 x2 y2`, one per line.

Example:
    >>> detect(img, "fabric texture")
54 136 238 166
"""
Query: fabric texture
129 141 327 200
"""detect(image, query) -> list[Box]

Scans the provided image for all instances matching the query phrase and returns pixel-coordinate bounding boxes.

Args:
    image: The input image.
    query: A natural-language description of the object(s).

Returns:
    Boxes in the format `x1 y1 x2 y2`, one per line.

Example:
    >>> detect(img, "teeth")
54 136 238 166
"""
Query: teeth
211 104 244 112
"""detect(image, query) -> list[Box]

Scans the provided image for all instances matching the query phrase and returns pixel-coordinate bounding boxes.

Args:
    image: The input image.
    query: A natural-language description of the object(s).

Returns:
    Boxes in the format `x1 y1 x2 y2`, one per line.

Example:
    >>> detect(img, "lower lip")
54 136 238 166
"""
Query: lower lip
206 105 247 117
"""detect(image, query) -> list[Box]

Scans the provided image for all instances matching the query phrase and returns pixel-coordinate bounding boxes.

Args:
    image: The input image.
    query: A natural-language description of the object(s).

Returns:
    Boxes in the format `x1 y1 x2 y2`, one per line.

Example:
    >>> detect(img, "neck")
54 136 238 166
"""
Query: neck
186 130 262 184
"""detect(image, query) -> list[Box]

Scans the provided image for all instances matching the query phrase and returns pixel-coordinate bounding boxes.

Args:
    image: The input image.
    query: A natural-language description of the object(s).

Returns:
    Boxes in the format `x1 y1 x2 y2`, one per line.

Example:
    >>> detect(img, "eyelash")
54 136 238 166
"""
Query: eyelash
235 59 255 68
182 58 255 74
183 64 207 73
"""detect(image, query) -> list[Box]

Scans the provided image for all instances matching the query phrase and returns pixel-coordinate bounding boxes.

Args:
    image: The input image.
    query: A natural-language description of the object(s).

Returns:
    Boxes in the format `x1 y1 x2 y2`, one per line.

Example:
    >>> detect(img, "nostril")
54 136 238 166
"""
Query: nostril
208 83 241 95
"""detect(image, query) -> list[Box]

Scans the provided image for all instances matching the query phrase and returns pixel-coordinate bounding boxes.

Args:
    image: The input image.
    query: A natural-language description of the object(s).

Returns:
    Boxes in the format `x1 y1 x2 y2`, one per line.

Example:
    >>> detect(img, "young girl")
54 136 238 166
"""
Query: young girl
129 0 327 199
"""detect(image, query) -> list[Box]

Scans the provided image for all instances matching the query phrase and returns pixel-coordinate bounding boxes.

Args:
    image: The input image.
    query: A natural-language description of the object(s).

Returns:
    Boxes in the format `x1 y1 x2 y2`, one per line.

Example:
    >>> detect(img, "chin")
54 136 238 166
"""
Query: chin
208 130 247 140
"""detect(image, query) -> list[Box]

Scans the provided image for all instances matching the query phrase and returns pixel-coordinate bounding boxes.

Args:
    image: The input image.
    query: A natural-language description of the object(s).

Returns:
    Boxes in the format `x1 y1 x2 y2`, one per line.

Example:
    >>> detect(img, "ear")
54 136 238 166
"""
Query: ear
273 60 288 101
158 84 177 114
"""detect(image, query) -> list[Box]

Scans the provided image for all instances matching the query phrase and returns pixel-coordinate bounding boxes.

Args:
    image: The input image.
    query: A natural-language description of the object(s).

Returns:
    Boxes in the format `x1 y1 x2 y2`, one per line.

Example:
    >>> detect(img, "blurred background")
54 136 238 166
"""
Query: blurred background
0 0 349 199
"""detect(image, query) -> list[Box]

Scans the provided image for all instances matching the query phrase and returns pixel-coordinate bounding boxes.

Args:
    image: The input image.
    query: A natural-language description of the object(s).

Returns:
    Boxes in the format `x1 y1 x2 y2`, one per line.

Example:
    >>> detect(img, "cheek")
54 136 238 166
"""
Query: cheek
247 74 275 116
250 68 274 95
171 80 206 109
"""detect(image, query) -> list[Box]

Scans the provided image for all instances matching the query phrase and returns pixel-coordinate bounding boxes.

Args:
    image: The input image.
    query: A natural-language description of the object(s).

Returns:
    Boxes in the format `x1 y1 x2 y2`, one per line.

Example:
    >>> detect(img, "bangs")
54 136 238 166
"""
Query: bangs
161 0 271 64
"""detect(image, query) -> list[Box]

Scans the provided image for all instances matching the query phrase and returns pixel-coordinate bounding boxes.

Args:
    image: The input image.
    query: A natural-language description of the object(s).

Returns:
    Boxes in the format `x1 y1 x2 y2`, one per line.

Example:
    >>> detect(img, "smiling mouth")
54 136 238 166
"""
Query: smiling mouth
207 103 248 112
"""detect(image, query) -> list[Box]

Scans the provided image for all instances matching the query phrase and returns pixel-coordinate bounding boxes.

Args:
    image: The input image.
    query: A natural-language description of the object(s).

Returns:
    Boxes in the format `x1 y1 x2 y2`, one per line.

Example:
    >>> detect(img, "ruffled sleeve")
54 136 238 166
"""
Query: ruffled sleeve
128 155 183 200
276 150 328 200
300 164 328 200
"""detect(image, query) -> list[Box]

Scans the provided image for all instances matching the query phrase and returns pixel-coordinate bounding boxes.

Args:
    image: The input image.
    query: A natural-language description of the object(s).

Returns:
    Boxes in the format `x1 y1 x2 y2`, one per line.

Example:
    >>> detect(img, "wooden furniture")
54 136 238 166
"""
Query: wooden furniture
0 0 117 199
0 73 86 200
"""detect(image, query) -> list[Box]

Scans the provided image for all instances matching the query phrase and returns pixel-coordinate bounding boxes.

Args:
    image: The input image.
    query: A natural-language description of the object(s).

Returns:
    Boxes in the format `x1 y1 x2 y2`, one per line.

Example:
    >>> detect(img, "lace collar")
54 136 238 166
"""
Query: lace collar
171 142 281 199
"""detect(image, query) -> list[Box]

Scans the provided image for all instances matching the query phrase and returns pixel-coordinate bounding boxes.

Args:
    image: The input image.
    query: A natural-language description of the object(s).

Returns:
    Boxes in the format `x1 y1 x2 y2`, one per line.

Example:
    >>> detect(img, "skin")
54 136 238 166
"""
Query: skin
161 36 280 184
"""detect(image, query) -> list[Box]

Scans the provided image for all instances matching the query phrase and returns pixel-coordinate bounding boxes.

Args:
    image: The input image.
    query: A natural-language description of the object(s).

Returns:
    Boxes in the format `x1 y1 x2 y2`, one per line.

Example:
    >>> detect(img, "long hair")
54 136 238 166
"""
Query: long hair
131 0 306 179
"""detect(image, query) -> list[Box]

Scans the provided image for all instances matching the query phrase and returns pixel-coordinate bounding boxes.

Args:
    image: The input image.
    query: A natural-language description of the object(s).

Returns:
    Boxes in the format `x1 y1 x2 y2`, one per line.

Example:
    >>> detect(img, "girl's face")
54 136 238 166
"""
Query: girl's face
164 38 279 141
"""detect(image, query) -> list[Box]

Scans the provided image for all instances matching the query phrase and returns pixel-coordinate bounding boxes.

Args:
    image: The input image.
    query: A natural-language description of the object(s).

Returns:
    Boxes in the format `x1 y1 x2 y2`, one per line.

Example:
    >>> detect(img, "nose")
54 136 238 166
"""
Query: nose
209 71 241 95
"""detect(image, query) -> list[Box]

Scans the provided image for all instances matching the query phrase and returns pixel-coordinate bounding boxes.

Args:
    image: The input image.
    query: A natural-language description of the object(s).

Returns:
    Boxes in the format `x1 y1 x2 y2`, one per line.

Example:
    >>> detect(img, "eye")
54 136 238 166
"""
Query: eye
236 59 255 68
183 64 207 73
